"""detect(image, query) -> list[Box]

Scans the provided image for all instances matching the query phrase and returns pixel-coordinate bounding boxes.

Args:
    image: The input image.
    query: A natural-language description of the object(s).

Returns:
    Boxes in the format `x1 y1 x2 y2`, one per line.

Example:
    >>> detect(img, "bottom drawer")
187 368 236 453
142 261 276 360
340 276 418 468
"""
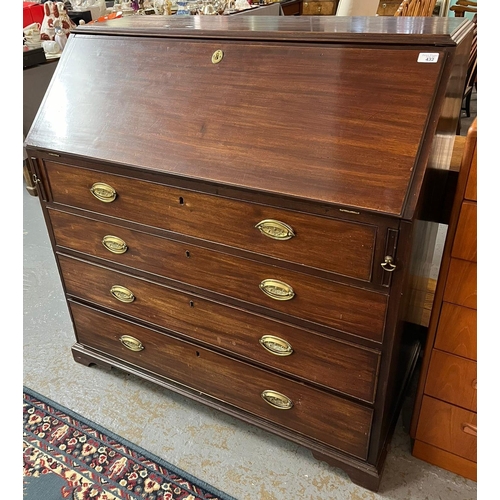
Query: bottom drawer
415 396 477 463
70 301 373 460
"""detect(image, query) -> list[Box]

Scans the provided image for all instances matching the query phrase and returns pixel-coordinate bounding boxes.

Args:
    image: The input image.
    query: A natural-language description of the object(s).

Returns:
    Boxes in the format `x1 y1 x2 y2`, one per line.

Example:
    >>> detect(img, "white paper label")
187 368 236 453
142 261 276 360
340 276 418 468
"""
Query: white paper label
417 53 440 63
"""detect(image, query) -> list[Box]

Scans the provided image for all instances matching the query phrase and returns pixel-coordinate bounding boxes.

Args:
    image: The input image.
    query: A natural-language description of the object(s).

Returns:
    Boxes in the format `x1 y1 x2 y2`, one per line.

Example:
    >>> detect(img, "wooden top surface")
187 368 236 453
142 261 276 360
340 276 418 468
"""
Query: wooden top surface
76 15 470 45
25 16 474 218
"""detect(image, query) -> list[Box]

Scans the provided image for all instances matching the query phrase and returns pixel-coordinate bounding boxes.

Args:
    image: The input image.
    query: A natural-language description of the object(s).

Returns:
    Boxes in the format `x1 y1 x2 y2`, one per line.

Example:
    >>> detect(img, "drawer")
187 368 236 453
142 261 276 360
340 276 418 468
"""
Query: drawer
58 255 380 401
70 301 373 460
425 350 477 411
376 1 401 15
52 213 388 342
443 259 477 309
302 1 336 15
434 303 476 360
44 161 378 282
415 396 476 463
451 201 476 262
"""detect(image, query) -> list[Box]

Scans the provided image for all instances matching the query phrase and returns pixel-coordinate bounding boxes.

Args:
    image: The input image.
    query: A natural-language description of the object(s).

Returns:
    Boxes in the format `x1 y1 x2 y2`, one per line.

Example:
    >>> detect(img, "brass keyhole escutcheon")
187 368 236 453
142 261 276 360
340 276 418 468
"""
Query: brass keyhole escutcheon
212 50 224 64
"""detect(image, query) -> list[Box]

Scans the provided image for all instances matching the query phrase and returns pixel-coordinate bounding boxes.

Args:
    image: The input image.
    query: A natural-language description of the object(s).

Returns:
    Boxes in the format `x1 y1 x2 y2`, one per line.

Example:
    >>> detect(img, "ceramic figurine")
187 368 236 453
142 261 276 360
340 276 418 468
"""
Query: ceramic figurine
40 1 76 41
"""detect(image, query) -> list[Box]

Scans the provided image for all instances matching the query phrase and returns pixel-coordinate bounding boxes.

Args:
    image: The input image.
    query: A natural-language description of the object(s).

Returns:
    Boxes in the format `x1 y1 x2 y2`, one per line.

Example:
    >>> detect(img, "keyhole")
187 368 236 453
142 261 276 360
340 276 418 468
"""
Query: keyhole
179 197 184 205
185 250 190 258
189 300 194 307
195 351 200 357
211 50 223 64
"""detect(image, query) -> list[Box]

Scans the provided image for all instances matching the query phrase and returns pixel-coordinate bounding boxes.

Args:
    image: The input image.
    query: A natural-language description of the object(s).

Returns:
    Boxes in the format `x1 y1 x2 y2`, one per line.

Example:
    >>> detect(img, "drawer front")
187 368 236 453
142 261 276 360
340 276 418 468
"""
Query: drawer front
302 1 336 15
52 213 388 342
443 259 477 310
376 1 401 15
415 396 476 463
58 255 380 401
70 301 373 460
451 201 476 262
425 350 477 412
44 161 377 281
434 303 476 360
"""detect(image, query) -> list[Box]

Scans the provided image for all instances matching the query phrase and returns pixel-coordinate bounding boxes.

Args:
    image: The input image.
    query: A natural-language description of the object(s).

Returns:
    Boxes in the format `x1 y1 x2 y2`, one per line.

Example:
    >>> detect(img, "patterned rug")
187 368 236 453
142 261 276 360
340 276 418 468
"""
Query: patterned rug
23 387 237 500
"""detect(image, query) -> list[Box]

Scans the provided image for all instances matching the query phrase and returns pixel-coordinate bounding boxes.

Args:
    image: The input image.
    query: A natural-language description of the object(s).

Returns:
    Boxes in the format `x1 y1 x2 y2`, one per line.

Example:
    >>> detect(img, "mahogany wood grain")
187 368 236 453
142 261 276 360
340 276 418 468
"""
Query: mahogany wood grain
59 250 384 360
74 15 470 43
451 201 476 262
424 350 477 411
412 440 476 482
70 301 373 460
31 29 448 217
443 259 477 309
57 254 383 397
54 222 388 342
24 17 476 491
44 162 377 282
434 303 477 360
415 396 476 463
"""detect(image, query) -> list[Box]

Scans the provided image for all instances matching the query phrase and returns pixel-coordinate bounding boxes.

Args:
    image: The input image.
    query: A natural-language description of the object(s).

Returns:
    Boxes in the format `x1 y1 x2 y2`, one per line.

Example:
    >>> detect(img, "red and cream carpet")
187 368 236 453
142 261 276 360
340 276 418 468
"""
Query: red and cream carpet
23 387 236 500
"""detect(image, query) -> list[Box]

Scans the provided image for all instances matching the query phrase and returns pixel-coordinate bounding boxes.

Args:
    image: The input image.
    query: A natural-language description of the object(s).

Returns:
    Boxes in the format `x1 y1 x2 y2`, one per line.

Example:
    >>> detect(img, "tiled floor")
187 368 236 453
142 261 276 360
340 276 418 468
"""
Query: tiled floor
23 106 477 500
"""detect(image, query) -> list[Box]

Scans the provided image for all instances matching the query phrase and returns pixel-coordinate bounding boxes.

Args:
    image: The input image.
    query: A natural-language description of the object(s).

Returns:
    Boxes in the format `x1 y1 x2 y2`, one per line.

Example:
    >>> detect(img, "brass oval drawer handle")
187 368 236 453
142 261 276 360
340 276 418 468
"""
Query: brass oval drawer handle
90 182 117 203
119 335 144 352
261 390 294 410
102 235 128 254
255 219 295 241
381 255 396 272
259 279 295 301
259 335 294 356
110 285 135 303
461 423 477 437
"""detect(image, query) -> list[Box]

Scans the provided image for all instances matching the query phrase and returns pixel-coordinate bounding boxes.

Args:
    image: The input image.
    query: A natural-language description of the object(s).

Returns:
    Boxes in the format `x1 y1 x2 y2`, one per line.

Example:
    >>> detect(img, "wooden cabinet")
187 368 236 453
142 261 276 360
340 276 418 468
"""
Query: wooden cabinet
411 119 477 481
24 16 474 492
302 0 337 15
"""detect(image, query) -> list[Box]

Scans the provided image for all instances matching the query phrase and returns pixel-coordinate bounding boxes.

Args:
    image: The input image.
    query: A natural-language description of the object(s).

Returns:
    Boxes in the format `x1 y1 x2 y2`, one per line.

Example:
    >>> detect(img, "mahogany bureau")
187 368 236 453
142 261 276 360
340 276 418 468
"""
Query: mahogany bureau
24 16 474 491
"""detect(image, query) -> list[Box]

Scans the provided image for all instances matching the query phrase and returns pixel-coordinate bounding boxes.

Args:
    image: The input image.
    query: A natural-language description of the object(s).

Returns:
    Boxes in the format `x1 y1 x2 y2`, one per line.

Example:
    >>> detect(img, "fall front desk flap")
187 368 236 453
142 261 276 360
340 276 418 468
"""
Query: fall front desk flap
25 15 473 218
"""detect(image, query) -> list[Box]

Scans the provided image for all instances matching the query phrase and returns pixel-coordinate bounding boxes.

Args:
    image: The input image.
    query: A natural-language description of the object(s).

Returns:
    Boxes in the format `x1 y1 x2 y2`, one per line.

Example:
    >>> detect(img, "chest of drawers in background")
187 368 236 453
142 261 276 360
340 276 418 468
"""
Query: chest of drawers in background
410 118 477 481
302 0 337 15
24 16 475 491
376 0 402 15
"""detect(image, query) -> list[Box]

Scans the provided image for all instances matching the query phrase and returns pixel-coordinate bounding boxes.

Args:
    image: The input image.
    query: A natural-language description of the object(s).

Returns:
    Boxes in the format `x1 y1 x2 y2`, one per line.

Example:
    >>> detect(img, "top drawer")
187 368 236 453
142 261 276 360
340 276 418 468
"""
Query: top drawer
43 161 378 281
